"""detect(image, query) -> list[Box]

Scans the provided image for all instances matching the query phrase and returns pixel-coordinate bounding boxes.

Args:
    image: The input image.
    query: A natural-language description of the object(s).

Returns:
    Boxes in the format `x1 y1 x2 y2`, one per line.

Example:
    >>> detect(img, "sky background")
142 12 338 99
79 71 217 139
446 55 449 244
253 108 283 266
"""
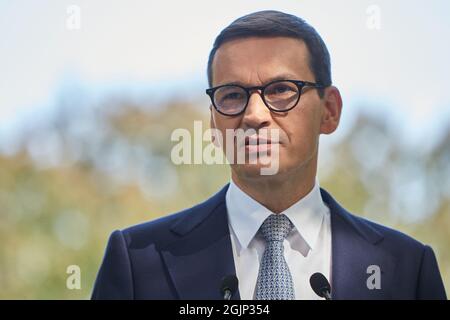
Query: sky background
1 1 450 297
1 0 450 149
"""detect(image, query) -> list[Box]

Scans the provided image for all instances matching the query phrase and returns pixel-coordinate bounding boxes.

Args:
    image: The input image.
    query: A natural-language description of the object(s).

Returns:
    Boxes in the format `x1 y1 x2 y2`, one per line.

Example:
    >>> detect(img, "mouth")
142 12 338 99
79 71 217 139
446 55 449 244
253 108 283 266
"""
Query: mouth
244 136 280 146
240 135 280 154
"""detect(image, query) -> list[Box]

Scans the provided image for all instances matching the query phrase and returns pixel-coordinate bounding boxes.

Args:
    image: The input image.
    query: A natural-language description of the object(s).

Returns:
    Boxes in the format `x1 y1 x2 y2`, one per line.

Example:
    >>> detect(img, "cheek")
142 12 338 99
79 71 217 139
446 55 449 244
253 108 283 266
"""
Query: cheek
212 115 241 144
282 109 320 153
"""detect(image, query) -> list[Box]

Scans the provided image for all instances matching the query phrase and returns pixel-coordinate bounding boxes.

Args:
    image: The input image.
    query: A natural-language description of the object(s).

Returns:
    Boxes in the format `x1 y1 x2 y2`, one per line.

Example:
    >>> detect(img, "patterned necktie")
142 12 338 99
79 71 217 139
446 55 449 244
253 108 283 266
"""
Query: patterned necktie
255 214 295 300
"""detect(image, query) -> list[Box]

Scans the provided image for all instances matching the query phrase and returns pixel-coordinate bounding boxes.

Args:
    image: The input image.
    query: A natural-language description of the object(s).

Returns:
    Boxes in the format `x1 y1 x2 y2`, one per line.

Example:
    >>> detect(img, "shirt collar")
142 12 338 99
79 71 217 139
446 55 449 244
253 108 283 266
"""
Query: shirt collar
225 178 327 254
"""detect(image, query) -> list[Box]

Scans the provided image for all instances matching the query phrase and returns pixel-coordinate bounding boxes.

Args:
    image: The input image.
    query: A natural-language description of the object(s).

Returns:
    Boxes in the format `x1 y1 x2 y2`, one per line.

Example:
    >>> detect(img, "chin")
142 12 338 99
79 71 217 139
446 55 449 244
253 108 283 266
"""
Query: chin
233 163 265 177
231 158 282 179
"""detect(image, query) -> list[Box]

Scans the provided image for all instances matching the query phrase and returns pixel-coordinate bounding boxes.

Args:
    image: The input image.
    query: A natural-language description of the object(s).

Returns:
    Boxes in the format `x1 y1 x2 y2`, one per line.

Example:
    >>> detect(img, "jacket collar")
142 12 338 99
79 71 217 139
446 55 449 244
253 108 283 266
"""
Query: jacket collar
320 188 394 299
162 184 394 300
162 185 238 299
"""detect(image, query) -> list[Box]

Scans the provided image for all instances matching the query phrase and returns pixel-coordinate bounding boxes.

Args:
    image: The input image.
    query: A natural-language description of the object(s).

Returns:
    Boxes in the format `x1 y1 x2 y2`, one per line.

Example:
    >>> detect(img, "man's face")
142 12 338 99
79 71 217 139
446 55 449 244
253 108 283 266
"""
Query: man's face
210 36 333 180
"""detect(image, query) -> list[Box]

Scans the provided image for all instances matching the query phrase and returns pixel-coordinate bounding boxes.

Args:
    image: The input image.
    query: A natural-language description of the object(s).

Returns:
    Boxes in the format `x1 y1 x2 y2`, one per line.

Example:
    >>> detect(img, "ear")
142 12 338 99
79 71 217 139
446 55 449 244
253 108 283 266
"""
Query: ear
320 86 343 135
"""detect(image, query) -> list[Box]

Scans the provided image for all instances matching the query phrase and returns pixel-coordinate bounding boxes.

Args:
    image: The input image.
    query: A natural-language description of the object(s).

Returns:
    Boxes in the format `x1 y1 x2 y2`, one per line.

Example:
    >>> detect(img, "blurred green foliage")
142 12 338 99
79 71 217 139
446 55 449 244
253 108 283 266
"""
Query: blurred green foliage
0 95 448 299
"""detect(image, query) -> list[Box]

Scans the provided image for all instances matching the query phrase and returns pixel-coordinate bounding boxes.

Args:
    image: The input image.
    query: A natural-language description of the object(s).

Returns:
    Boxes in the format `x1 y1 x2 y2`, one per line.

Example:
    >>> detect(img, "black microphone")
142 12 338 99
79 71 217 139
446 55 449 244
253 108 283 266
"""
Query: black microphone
220 275 239 300
310 272 332 300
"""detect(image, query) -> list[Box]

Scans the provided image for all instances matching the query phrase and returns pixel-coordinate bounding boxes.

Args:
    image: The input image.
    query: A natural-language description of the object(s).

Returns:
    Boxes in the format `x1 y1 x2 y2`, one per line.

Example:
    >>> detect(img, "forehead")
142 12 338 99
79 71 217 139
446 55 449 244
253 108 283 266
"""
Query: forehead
212 36 312 86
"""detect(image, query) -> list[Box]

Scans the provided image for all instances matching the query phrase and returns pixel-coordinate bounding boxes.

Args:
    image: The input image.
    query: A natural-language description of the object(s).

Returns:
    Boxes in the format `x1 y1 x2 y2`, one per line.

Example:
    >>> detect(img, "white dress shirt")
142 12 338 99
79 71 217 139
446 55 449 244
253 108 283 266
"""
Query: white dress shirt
225 178 332 300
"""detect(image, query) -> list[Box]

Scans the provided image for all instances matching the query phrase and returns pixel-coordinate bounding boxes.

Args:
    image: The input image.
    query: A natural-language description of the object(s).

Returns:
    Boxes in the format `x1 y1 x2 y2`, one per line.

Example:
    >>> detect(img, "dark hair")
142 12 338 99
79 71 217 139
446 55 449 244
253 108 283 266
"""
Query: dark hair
207 10 331 97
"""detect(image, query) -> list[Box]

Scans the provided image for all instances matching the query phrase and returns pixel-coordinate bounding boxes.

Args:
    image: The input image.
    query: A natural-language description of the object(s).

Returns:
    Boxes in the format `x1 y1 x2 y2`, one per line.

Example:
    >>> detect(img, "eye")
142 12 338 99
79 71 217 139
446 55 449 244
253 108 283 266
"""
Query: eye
215 86 246 104
270 84 294 94
223 92 244 100
265 82 298 99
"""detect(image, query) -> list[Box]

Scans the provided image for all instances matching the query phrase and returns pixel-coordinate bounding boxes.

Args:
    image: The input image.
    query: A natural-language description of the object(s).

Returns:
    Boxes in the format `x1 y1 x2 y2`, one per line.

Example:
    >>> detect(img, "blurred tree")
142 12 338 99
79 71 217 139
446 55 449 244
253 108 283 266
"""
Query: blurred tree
0 94 448 298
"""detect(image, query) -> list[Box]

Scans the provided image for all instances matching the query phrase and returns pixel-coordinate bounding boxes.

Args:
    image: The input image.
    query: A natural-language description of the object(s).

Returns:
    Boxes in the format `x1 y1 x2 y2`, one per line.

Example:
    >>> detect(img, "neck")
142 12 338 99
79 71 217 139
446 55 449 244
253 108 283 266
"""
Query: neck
231 154 318 213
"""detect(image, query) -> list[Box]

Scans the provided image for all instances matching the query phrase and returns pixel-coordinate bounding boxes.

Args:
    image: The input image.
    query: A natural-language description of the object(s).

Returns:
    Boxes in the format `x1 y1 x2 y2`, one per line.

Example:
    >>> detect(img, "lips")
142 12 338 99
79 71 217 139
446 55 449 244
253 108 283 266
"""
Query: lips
234 129 283 150
244 135 280 146
237 136 280 157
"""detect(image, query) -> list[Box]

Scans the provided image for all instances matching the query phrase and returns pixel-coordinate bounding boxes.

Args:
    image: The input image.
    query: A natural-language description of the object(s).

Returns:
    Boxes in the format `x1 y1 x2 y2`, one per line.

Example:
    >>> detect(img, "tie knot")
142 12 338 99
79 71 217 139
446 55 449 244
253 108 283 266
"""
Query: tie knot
259 214 293 242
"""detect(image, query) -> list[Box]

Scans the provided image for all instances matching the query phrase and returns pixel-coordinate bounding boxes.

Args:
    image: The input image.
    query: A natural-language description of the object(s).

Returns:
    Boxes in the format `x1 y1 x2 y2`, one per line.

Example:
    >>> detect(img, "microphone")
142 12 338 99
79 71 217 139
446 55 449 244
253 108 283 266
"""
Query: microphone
310 272 332 300
220 275 239 300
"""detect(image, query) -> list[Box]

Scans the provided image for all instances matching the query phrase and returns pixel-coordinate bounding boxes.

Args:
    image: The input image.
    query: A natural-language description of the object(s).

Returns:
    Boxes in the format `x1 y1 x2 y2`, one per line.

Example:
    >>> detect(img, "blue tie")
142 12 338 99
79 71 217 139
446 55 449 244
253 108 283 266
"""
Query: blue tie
255 214 295 300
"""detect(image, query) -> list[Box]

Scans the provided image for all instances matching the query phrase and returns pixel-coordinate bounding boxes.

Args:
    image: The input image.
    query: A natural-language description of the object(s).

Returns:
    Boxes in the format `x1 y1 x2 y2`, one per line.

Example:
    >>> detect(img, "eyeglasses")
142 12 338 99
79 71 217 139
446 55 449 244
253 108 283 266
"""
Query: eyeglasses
206 79 325 116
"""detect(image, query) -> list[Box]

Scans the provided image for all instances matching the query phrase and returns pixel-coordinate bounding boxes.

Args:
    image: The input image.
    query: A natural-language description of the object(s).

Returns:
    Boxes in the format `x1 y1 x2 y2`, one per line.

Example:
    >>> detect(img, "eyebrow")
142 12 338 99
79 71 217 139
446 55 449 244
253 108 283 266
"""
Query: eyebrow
220 73 300 87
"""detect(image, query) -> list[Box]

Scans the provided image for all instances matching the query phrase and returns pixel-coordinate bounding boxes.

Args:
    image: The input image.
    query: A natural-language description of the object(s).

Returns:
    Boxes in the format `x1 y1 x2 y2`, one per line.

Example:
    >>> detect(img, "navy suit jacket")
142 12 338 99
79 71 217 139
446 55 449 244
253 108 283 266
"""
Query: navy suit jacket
91 185 447 300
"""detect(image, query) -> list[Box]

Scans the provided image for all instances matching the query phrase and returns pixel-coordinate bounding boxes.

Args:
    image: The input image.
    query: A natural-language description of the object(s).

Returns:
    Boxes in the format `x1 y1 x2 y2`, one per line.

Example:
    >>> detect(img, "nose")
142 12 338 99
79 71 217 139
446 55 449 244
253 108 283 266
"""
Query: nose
241 90 272 130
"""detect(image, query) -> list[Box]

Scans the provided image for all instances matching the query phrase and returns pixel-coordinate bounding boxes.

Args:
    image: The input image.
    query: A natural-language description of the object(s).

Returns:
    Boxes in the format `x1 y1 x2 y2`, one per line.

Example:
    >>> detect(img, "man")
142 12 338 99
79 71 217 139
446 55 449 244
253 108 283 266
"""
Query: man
92 10 447 300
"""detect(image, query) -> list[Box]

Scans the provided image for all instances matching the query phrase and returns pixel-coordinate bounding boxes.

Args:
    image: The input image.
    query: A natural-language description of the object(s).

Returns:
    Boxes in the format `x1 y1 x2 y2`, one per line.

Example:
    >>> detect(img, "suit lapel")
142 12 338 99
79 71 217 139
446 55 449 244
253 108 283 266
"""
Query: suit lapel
321 189 396 299
161 185 396 300
161 185 240 300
